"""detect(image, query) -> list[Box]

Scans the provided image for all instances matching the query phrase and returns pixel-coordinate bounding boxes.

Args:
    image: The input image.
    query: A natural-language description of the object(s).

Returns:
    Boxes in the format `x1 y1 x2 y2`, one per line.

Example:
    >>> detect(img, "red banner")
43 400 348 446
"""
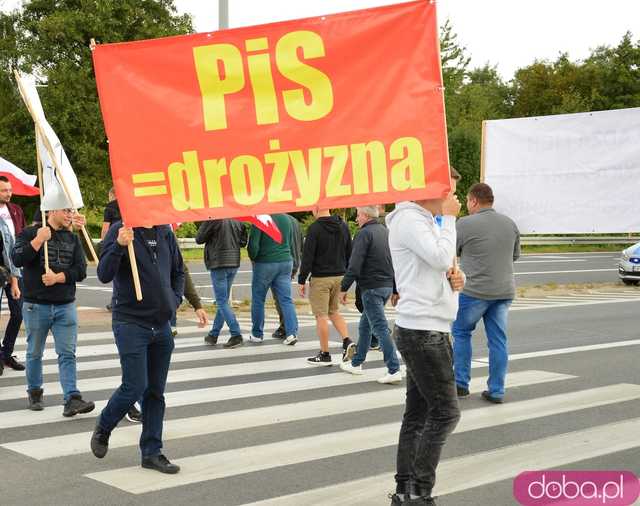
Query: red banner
92 0 450 227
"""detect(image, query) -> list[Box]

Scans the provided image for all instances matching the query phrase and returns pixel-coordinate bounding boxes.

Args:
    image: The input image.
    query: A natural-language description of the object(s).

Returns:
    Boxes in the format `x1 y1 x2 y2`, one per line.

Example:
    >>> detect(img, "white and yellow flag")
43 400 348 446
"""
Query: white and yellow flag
14 73 84 210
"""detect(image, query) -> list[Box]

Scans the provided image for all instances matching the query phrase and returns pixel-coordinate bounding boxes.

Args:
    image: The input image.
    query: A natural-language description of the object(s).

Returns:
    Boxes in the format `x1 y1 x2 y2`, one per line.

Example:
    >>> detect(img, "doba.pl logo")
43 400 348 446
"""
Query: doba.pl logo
514 471 640 505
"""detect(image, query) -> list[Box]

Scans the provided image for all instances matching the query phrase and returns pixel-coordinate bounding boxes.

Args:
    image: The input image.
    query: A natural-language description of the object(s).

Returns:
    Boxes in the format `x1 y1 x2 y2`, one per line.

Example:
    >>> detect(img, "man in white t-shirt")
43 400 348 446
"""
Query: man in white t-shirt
0 176 27 374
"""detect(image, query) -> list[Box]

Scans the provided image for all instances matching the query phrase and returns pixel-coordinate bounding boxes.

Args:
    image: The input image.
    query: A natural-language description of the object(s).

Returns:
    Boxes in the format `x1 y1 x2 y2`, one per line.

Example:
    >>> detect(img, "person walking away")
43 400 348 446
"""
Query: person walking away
272 214 303 339
339 206 401 384
297 208 354 365
196 218 247 349
248 214 298 345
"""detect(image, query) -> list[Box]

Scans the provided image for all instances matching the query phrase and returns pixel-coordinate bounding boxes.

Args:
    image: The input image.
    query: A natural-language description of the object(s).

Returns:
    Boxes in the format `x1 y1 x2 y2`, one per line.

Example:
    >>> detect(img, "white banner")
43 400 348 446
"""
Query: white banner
484 108 640 234
15 74 84 210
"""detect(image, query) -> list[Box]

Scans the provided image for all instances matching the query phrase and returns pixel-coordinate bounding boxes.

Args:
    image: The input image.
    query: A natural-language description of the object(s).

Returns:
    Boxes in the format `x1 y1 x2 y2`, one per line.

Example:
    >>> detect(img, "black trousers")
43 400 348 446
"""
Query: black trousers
1 280 23 360
394 325 461 497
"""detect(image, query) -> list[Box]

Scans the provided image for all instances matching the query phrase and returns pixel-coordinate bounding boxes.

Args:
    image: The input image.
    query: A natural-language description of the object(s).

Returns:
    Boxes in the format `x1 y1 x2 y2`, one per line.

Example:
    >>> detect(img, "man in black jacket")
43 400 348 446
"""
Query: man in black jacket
196 219 247 348
297 209 354 366
12 208 94 416
90 222 184 474
339 206 402 385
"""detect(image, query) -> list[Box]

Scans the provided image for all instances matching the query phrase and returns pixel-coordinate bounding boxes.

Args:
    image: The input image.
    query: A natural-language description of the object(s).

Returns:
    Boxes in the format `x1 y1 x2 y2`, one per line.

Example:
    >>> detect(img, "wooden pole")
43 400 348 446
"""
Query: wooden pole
127 237 143 301
480 120 487 183
34 128 49 271
13 70 97 263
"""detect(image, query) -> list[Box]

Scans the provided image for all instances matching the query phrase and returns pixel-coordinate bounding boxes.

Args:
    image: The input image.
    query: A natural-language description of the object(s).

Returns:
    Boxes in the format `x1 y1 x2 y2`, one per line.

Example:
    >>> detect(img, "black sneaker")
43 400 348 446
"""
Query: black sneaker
28 388 44 411
481 391 504 404
141 454 180 474
204 334 218 346
370 336 381 351
388 493 403 506
3 355 25 371
306 351 332 366
126 404 142 423
224 335 243 349
271 327 286 339
105 303 112 312
0 360 3 376
63 394 95 417
342 339 356 362
456 385 470 398
90 423 110 458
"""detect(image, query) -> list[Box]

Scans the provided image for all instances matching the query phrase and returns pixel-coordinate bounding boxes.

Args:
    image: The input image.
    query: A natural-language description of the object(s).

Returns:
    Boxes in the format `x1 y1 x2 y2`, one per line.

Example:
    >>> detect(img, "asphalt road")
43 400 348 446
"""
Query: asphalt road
0 284 639 506
74 251 625 309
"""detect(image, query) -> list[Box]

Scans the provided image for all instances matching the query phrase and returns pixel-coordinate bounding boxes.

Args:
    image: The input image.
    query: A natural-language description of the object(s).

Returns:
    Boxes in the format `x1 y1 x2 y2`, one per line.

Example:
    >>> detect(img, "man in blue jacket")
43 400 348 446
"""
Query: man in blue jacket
90 222 184 474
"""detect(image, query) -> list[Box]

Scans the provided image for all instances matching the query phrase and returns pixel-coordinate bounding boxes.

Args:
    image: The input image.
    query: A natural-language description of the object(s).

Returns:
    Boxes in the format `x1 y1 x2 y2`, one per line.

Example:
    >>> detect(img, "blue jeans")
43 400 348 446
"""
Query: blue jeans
23 302 79 401
98 321 174 457
452 293 512 397
1 278 23 360
209 267 241 337
251 261 298 338
352 287 400 374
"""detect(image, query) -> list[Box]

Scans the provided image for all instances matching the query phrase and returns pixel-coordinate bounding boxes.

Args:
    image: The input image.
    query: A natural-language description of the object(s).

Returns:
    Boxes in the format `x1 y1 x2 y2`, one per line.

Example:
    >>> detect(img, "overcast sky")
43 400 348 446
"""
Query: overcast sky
2 0 639 79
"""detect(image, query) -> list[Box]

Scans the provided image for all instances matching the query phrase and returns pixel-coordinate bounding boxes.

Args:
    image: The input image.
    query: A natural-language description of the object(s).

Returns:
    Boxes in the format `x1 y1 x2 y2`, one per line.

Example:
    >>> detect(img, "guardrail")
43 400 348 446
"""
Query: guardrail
520 236 639 246
174 236 638 249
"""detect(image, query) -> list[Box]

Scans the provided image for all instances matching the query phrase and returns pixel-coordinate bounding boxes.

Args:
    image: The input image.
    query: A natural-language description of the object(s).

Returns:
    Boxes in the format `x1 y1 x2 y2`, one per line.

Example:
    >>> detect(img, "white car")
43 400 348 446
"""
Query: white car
618 241 640 286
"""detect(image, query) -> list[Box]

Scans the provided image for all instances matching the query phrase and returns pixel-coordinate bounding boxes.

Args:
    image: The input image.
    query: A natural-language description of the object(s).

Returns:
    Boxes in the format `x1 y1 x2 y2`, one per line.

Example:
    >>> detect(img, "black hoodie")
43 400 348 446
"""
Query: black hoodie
298 215 352 284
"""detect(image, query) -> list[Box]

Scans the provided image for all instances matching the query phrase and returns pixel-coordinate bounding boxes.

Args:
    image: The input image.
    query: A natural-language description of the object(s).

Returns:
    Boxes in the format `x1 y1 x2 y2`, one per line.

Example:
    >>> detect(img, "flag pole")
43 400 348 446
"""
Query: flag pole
89 38 142 301
32 120 99 264
13 69 98 264
34 128 49 271
127 238 142 301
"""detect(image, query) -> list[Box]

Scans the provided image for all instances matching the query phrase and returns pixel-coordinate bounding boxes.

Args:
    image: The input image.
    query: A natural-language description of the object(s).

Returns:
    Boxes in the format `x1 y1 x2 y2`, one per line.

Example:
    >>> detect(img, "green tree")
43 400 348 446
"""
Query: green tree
511 33 640 117
0 0 192 213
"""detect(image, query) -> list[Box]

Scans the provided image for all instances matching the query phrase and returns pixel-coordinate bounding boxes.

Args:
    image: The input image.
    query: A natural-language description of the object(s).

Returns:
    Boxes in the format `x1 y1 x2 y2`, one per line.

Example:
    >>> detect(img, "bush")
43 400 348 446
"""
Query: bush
175 222 198 238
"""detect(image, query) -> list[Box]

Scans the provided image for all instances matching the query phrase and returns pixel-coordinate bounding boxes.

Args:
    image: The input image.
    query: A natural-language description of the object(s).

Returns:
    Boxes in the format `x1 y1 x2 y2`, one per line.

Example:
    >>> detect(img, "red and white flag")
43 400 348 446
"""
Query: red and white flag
0 156 39 196
240 215 282 244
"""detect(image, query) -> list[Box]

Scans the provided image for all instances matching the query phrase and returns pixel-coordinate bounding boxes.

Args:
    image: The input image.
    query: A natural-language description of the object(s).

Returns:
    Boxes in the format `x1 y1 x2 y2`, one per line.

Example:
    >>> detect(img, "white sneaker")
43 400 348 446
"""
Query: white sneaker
377 371 403 384
248 335 264 343
340 361 364 375
283 335 297 346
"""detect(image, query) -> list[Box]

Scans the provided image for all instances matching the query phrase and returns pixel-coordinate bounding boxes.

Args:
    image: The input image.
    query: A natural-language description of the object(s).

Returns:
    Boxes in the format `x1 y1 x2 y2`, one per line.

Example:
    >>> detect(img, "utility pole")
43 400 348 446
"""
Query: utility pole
219 0 229 29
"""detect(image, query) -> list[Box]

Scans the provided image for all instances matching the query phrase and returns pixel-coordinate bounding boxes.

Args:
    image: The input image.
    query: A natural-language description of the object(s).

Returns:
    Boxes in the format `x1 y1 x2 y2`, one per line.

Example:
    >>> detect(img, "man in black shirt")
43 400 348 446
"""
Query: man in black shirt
91 222 184 474
12 208 94 416
297 209 354 365
101 188 120 312
100 188 120 240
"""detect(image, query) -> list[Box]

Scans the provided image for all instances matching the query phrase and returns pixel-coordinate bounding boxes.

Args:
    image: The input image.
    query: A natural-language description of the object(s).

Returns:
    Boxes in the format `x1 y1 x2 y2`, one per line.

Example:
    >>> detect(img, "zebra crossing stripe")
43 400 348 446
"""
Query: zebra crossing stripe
10 315 317 352
16 340 343 376
83 382 635 494
0 369 572 431
22 330 299 361
1 370 587 460
242 417 640 505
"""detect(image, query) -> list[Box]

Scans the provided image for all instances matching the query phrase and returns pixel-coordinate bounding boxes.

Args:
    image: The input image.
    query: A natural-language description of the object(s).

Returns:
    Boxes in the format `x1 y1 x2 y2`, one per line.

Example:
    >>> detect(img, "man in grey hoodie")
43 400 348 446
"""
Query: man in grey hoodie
386 191 464 506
